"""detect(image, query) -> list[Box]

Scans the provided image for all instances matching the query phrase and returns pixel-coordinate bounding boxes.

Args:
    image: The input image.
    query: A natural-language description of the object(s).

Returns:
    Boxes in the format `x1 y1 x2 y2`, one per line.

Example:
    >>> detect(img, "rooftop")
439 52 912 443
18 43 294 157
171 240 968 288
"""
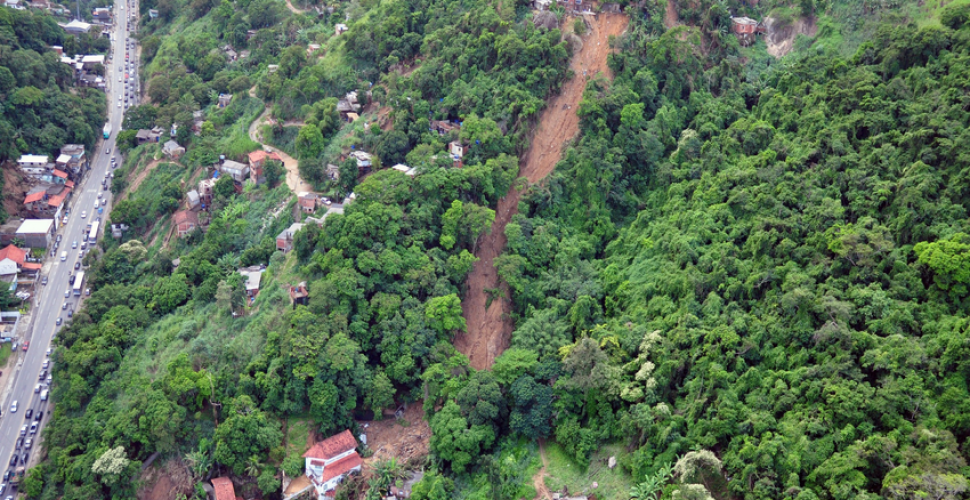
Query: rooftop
238 265 265 291
18 154 48 165
0 245 26 266
303 429 358 460
210 477 236 500
16 219 54 234
320 452 363 483
173 210 199 227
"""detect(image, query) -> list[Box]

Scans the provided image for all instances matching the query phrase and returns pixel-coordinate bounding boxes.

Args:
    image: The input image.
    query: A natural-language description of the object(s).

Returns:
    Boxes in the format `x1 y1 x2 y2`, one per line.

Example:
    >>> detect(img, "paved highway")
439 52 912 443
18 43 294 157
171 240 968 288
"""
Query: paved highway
0 0 136 488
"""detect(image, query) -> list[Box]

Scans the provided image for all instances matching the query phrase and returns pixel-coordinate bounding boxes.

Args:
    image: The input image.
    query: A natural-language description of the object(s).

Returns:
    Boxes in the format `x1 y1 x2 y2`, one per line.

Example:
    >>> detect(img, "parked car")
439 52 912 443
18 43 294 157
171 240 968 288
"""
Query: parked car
21 341 28 352
41 276 47 286
43 360 49 369
71 241 77 249
24 409 32 419
73 262 80 270
35 411 43 421
24 439 30 449
34 384 40 393
29 422 37 434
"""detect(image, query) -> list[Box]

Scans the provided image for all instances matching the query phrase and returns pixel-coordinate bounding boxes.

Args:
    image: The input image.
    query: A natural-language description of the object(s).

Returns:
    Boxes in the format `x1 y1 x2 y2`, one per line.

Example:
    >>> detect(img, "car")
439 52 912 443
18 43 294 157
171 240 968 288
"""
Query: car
61 302 67 310
73 262 80 270
35 411 43 421
41 276 47 286
42 360 48 369
34 384 40 393
94 199 99 208
39 370 46 380
119 76 122 82
7 458 14 468
46 348 51 356
9 401 16 413
62 216 68 224
64 290 69 298
29 422 37 434
81 211 87 218
4 470 11 481
67 309 73 319
85 288 91 296
24 409 32 419
23 440 30 450
21 452 28 464
81 241 87 249
22 341 28 352
102 199 108 206
56 234 62 242
45 375 51 384
72 240 77 249
118 102 121 108
97 192 102 199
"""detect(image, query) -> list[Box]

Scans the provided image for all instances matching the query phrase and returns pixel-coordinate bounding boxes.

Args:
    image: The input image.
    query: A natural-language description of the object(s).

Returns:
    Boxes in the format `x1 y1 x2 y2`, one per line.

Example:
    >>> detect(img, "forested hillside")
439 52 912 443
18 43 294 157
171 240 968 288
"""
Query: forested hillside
0 9 107 164
27 0 970 498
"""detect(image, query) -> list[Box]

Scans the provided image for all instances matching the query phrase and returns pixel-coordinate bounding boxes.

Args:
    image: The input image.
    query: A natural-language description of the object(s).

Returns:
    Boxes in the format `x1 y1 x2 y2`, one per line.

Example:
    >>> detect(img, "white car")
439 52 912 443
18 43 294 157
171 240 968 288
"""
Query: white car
117 102 121 108
81 211 87 218
9 401 16 413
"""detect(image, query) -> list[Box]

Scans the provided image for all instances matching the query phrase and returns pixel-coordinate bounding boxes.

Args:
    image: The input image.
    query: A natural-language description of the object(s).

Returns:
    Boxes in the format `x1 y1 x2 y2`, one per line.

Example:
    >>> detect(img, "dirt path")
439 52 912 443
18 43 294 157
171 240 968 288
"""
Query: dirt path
665 0 679 29
124 158 164 199
248 107 308 194
455 13 629 370
532 439 552 500
284 0 305 13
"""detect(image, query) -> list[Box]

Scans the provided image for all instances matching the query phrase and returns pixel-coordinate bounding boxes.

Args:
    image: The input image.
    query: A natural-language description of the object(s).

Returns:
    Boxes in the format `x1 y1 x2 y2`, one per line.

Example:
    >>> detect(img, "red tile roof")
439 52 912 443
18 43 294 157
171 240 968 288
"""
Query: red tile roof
303 430 357 460
248 150 281 163
0 245 26 266
52 169 68 178
320 451 362 483
65 180 75 188
211 477 235 500
23 192 44 204
48 192 68 207
22 262 42 271
173 210 199 227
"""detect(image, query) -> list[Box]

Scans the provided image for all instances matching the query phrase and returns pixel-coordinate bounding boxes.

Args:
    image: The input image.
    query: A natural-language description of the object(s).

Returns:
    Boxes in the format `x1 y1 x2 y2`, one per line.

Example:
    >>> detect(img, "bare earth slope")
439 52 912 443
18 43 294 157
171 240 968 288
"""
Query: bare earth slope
456 13 629 370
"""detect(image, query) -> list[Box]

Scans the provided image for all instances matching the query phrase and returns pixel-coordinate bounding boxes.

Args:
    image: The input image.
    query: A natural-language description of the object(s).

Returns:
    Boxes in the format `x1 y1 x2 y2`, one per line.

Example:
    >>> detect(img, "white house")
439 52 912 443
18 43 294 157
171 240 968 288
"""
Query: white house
302 430 362 500
18 155 49 177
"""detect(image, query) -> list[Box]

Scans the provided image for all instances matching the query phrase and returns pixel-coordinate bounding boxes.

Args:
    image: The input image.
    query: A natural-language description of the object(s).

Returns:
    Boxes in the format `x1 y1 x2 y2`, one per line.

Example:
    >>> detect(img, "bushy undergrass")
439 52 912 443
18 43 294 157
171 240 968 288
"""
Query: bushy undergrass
543 441 633 500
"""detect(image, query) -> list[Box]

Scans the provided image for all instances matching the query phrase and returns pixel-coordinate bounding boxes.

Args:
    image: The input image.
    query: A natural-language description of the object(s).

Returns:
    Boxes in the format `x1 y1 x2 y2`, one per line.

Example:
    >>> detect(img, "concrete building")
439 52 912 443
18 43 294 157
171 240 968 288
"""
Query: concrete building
18 155 49 177
276 223 304 252
303 430 362 500
15 219 55 249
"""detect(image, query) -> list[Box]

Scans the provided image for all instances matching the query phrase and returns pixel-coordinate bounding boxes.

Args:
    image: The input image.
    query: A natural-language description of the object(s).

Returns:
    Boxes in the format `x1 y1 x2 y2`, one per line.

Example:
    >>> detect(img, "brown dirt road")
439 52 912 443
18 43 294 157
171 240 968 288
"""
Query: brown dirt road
455 13 629 370
532 439 552 500
248 107 309 194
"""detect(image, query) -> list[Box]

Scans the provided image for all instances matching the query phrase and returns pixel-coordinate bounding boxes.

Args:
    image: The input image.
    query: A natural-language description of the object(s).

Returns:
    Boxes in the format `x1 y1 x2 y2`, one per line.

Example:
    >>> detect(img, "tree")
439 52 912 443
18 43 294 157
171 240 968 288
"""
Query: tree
295 123 324 159
264 159 284 187
509 375 553 439
429 401 495 473
213 395 283 475
91 446 132 485
424 294 466 337
338 157 359 195
366 370 395 416
214 175 236 199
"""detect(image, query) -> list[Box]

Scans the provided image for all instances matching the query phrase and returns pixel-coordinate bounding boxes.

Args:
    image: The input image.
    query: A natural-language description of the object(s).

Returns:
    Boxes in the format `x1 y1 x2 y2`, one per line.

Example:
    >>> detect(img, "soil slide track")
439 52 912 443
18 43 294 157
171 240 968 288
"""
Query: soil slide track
456 13 629 370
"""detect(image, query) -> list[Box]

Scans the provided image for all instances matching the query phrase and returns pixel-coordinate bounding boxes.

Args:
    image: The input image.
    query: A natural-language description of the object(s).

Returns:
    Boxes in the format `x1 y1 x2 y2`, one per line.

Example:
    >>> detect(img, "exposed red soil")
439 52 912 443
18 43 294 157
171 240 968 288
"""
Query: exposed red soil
456 13 629 370
665 0 679 29
358 402 431 464
2 163 30 219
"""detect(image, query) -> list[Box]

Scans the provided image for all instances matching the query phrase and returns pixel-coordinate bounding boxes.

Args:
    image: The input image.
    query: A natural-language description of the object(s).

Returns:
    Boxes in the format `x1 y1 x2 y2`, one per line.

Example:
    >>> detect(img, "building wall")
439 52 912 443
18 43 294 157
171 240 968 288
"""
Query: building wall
0 259 18 275
17 232 50 249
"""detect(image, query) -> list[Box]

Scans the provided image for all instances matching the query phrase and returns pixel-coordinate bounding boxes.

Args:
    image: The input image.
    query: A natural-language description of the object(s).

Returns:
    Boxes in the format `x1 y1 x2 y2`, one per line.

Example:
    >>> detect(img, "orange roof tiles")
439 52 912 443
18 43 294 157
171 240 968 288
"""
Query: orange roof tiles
53 169 68 178
303 430 357 460
0 245 26 266
24 192 44 204
211 477 235 500
248 150 281 163
320 452 362 483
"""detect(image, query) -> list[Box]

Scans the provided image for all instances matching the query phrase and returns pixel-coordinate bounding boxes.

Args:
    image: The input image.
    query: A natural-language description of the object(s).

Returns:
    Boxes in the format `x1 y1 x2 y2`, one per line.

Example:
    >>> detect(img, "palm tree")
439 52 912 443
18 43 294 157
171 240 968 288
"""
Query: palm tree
630 462 674 500
245 455 261 477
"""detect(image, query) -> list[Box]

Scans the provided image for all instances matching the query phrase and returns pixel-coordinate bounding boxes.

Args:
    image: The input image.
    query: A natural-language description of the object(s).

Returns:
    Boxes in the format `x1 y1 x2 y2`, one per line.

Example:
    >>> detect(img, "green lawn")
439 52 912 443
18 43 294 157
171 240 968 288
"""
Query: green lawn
286 417 311 454
544 441 633 500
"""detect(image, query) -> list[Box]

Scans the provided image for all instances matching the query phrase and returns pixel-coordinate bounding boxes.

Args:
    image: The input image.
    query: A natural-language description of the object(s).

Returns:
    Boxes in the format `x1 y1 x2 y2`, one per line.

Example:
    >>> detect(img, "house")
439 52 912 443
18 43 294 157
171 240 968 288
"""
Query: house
162 140 185 159
449 141 468 158
92 8 112 24
276 223 305 252
430 120 460 136
198 177 217 207
349 151 372 173
186 190 201 211
268 64 279 74
210 477 236 500
148 8 158 18
289 281 308 307
337 91 360 119
135 129 155 144
248 150 281 185
533 0 552 9
335 23 348 35
23 190 47 212
218 93 232 107
3 0 24 10
18 155 49 177
220 160 249 184
80 55 105 70
173 210 199 237
223 44 237 61
59 144 87 174
730 17 763 46
246 29 257 40
391 164 417 177
51 46 63 55
303 430 362 500
0 245 41 276
15 219 54 249
192 111 204 135
62 19 92 35
238 265 265 300
307 43 321 56
111 223 129 238
326 164 340 181
298 192 319 213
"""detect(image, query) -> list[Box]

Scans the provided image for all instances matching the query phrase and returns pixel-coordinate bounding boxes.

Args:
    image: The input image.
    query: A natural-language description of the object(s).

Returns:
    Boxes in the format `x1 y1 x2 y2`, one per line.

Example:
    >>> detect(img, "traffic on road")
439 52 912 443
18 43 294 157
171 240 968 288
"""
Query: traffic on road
0 0 137 491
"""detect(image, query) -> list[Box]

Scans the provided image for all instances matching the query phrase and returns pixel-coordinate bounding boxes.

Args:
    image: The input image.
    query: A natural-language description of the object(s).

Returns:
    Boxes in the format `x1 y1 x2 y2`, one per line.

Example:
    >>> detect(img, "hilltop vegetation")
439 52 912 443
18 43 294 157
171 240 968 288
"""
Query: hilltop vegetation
24 0 970 499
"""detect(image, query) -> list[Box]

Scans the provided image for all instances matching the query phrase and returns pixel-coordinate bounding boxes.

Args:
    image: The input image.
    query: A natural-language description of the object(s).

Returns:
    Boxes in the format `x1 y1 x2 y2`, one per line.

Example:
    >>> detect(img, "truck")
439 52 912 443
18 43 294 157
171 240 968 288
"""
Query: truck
10 466 24 486
88 221 100 243
103 124 112 139
72 271 84 296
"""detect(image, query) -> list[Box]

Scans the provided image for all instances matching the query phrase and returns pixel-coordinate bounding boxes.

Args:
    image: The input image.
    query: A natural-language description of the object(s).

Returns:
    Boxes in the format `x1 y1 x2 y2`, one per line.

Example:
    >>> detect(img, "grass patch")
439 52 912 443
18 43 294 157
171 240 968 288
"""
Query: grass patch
0 344 13 368
544 441 633 499
286 417 311 454
266 125 300 157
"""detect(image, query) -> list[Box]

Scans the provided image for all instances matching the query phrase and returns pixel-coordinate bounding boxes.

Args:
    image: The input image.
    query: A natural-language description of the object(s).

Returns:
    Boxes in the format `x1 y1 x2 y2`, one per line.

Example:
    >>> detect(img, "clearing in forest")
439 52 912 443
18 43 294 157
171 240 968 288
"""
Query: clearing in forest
456 12 629 371
248 107 312 194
